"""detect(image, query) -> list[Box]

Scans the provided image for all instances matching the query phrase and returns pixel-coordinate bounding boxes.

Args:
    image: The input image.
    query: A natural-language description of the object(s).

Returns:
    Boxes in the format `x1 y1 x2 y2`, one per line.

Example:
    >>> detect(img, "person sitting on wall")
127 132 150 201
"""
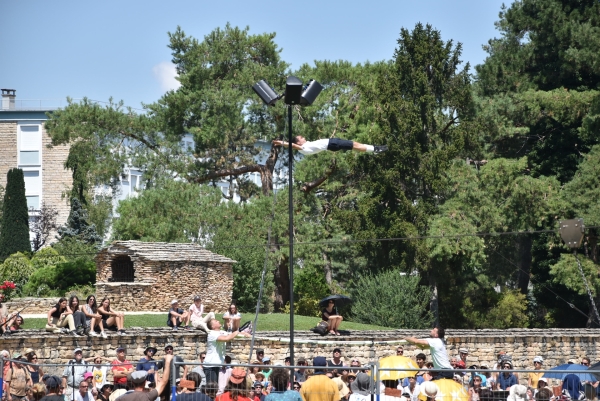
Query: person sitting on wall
321 300 343 336
222 304 241 332
97 298 126 335
186 296 215 332
168 300 191 331
46 297 79 336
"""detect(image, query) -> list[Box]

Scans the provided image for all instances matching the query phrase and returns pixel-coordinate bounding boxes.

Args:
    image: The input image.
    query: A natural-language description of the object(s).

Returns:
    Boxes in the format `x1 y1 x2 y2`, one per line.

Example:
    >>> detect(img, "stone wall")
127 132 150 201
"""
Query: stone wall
4 297 56 314
95 260 233 312
3 328 600 382
0 121 18 185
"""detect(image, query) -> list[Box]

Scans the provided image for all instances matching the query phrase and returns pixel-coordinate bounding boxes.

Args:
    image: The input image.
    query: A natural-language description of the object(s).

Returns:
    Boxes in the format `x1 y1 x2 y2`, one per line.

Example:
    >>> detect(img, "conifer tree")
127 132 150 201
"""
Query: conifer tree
0 169 32 262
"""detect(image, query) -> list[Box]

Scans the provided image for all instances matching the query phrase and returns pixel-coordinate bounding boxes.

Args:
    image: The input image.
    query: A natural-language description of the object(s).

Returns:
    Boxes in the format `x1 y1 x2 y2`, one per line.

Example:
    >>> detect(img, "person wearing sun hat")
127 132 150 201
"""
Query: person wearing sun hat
420 382 439 401
215 368 251 401
5 352 33 401
528 356 544 389
349 372 372 401
137 346 159 384
116 354 172 401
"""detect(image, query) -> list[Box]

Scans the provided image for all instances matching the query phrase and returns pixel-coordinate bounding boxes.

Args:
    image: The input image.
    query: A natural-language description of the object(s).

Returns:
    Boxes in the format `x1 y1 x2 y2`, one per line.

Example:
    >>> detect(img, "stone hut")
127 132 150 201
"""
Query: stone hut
95 241 235 312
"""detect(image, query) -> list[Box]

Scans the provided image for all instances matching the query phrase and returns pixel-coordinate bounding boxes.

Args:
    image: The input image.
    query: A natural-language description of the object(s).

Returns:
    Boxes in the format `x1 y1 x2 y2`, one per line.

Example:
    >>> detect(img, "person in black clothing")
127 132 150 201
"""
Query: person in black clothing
40 376 64 401
96 384 113 401
327 348 345 374
68 296 88 336
321 300 343 336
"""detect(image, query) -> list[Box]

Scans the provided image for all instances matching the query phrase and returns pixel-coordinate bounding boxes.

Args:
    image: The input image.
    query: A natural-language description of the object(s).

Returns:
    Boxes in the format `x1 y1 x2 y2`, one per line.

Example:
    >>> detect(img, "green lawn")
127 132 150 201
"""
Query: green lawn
23 313 391 331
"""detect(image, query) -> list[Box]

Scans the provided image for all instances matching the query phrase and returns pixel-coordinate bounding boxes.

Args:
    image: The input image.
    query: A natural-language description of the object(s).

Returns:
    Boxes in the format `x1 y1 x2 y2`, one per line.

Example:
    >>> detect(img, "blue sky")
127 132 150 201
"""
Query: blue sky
1 0 509 109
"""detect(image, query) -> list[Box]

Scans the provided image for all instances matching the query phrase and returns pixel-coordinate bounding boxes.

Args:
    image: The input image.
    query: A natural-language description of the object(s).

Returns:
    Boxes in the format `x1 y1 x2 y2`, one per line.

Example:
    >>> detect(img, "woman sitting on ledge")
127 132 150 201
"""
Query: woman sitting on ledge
98 298 126 335
321 299 343 336
46 297 79 336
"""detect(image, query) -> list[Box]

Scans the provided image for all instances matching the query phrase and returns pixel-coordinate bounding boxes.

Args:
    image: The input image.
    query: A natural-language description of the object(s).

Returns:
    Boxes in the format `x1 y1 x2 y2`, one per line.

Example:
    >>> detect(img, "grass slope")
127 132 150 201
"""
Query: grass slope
23 313 391 331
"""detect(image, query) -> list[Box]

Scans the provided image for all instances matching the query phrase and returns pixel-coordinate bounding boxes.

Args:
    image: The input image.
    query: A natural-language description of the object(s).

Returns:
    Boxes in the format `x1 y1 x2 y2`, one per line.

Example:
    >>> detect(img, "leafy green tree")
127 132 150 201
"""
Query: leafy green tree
57 198 102 246
0 252 34 295
350 271 433 328
0 169 32 262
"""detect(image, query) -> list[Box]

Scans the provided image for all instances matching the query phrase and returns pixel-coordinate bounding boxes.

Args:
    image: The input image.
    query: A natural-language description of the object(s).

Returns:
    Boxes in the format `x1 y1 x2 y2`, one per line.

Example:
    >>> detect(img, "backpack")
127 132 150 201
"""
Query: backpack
310 321 329 336
239 321 253 334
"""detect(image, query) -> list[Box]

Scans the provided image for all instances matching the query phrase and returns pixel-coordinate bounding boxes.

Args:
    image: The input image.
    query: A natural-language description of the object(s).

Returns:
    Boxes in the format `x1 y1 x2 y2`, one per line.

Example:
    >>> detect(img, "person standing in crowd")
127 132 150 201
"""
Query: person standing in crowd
256 349 265 364
265 368 302 401
528 357 544 389
39 376 63 401
97 298 126 335
46 298 79 336
496 361 517 390
405 327 453 380
5 352 33 401
222 304 242 332
87 355 109 391
62 348 90 400
137 346 159 384
215 368 251 401
402 376 420 401
217 355 233 396
187 296 216 332
328 348 345 372
261 357 273 382
74 380 95 401
349 373 371 401
294 358 308 383
401 354 427 387
96 384 113 401
204 319 249 383
118 354 172 401
24 350 43 384
111 347 134 389
177 372 211 401
300 357 338 401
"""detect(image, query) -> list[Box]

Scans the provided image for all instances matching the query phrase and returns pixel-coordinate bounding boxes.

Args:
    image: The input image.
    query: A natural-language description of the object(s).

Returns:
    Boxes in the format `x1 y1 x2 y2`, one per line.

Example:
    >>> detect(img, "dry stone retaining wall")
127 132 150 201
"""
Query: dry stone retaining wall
2 328 600 383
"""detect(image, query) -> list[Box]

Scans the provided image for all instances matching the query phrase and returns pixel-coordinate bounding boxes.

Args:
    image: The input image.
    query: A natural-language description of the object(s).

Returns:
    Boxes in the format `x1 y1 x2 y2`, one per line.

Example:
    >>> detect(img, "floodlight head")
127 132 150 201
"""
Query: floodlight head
253 80 279 106
284 76 303 105
300 79 323 106
560 218 585 249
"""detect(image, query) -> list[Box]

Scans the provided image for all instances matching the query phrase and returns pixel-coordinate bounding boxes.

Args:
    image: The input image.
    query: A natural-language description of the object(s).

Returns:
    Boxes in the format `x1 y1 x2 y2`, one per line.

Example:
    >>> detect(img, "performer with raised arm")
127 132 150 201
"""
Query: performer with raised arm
405 327 453 380
273 136 387 155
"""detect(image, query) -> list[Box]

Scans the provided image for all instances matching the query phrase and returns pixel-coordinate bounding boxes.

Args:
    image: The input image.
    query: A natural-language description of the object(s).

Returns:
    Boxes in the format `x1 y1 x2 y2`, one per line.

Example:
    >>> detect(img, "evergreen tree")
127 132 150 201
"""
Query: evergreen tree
57 197 102 246
0 168 32 262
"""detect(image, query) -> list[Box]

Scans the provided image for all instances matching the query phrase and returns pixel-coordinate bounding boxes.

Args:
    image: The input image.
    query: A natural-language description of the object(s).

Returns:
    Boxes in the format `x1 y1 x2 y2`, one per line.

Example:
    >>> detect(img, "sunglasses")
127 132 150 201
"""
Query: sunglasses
293 386 300 390
582 362 590 366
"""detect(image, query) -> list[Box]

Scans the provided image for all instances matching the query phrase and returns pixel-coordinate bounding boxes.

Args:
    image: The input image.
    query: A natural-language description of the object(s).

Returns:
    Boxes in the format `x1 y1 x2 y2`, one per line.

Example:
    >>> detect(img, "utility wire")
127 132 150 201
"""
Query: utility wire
27 226 600 257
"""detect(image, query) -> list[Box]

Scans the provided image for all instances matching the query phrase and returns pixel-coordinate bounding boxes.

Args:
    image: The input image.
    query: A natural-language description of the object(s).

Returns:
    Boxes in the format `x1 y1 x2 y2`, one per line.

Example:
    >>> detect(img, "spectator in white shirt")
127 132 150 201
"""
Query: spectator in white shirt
186 296 215 332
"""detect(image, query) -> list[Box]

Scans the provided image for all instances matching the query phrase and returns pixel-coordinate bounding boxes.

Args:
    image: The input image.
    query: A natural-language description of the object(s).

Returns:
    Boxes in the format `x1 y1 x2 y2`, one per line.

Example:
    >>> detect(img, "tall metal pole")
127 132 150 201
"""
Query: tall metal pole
288 105 295 368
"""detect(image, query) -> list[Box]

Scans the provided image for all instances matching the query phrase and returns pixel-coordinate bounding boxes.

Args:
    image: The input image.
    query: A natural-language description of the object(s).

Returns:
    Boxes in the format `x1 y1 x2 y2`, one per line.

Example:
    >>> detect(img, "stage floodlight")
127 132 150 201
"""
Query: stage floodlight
300 79 323 105
252 80 279 106
560 218 585 249
284 76 303 105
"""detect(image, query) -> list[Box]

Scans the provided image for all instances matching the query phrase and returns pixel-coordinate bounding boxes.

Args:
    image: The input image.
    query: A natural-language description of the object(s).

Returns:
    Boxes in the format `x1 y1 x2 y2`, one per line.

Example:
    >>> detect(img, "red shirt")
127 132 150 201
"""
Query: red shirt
111 359 133 385
216 393 251 401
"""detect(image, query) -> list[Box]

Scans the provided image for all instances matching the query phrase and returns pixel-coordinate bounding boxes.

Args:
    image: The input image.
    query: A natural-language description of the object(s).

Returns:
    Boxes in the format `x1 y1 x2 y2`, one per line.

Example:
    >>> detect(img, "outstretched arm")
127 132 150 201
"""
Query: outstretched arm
272 140 303 151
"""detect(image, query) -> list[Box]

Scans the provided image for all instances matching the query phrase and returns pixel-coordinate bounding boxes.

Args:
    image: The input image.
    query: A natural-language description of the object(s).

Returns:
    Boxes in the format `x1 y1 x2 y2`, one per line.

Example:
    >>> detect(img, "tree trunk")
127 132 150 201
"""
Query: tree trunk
517 235 532 295
429 270 439 327
273 251 290 312
323 251 332 285
259 145 279 195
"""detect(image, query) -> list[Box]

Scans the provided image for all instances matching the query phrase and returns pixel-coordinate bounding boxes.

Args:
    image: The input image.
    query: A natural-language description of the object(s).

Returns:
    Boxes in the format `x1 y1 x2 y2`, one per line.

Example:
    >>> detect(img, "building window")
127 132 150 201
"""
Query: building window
23 170 41 210
18 125 42 166
110 255 135 282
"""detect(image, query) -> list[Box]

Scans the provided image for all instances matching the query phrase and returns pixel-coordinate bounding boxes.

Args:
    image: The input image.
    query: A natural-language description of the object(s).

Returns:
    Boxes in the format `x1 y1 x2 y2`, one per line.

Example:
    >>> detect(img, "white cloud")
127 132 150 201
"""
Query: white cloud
152 61 181 92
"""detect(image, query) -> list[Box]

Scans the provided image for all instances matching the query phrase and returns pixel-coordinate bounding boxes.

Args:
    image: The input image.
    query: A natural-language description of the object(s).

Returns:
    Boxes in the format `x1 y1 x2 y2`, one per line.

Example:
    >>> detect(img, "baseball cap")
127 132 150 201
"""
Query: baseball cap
46 376 61 389
116 346 126 353
262 356 271 362
333 348 342 353
164 344 174 350
229 368 247 384
538 378 548 384
131 371 148 384
253 381 264 388
313 356 327 367
298 357 307 363
193 295 202 301
171 299 178 305
458 348 469 354
83 372 94 380
12 352 22 359
74 348 83 354
533 356 544 363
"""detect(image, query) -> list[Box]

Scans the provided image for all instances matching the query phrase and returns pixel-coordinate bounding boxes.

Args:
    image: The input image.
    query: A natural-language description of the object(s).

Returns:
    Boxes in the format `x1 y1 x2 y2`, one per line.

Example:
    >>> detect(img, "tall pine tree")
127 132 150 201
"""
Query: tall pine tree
0 169 32 262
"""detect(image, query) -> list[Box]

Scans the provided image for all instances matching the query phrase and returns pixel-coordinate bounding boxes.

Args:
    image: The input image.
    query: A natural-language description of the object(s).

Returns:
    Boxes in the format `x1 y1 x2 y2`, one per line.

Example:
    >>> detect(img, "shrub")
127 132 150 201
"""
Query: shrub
350 270 434 328
0 252 34 294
